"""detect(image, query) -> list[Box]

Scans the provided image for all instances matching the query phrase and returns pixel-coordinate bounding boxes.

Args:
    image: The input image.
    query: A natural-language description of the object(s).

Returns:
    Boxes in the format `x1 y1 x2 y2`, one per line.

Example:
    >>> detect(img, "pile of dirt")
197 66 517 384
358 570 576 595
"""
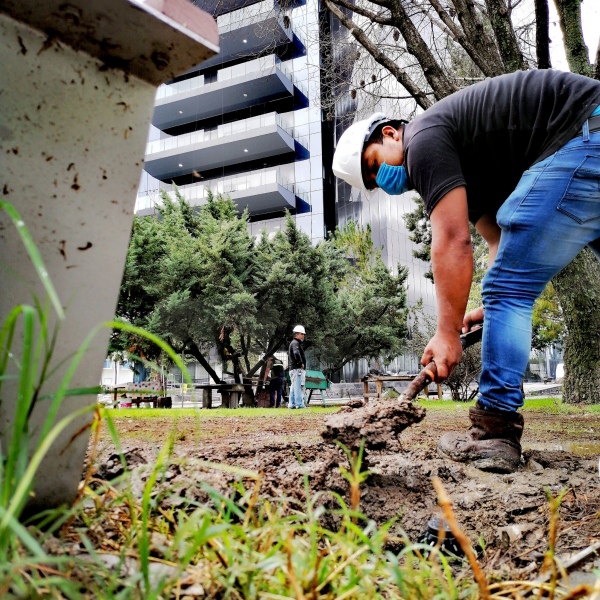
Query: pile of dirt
321 398 426 450
91 407 600 580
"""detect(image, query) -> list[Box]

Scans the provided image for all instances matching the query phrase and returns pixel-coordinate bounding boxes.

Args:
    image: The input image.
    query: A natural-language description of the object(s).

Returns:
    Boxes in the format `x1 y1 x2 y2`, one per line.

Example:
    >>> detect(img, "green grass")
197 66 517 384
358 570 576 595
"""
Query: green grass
418 396 600 415
104 398 600 422
103 406 341 421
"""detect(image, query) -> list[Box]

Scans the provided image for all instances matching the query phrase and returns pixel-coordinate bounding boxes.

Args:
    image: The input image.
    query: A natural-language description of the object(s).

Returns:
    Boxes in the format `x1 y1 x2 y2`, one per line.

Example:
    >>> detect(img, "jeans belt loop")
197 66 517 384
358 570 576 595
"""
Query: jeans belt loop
583 118 590 142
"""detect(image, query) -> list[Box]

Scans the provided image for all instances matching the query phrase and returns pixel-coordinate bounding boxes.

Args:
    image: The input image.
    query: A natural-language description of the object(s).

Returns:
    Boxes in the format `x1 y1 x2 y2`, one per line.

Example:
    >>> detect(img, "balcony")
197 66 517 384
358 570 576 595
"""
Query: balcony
194 0 305 18
189 0 298 72
136 166 308 216
152 55 307 129
194 0 264 18
144 112 309 181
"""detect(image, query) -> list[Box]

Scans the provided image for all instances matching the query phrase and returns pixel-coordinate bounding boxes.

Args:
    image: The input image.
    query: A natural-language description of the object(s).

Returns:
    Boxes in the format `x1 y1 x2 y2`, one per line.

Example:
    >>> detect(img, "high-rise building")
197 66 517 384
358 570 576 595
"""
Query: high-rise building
136 0 332 244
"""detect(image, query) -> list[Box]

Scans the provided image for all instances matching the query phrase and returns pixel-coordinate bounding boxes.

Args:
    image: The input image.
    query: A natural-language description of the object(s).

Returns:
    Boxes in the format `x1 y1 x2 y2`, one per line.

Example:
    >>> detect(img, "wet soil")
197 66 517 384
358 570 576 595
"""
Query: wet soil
90 404 600 580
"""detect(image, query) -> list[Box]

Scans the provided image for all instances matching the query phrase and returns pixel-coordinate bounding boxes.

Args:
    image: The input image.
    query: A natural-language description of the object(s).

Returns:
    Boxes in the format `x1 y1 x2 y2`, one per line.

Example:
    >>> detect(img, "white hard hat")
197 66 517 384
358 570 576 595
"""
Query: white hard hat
332 112 388 189
293 325 306 334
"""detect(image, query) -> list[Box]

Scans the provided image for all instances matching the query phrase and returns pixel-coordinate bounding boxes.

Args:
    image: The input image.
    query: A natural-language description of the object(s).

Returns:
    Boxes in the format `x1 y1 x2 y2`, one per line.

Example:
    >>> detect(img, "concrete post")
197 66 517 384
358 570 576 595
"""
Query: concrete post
0 0 218 511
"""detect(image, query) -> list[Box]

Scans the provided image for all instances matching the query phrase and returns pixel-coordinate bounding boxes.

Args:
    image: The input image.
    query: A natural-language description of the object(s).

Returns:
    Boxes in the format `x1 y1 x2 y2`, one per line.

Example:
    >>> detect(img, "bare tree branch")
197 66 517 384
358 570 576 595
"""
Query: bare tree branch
326 0 433 109
330 0 393 25
424 0 504 76
448 0 505 75
384 0 459 99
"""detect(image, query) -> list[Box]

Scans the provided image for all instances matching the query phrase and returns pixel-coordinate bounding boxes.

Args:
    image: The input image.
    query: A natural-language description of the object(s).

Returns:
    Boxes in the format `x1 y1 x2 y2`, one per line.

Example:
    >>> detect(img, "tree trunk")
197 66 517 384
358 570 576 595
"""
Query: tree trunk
553 0 593 77
484 0 527 72
550 0 598 403
552 250 600 404
187 341 222 384
247 336 287 377
534 0 551 69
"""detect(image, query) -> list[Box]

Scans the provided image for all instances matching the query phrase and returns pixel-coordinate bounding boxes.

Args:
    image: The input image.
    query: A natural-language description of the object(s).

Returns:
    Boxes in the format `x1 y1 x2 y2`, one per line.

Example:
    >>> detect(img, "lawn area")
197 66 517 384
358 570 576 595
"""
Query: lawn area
102 396 599 423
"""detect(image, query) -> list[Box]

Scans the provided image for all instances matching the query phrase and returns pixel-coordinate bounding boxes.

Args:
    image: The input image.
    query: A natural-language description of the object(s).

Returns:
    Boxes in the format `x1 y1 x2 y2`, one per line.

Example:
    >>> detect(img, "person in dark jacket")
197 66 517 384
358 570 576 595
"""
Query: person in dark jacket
333 70 600 474
288 325 306 409
268 356 285 408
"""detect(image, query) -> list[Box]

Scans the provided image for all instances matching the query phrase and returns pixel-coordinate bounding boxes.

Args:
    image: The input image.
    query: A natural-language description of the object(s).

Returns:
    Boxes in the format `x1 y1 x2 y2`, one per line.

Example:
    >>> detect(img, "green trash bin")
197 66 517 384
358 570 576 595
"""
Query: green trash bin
285 369 330 405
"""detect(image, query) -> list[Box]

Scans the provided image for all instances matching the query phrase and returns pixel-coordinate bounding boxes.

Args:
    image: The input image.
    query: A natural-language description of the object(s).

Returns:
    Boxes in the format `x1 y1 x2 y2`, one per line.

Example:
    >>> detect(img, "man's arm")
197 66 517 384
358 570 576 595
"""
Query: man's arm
421 186 473 380
291 341 304 369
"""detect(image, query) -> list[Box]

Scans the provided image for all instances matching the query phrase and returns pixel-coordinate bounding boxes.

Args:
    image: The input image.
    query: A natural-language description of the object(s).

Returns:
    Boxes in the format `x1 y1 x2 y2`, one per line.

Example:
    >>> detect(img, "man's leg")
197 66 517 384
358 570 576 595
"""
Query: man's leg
439 132 600 472
480 137 600 412
295 370 304 408
269 381 276 408
298 370 306 408
289 371 297 408
290 370 303 408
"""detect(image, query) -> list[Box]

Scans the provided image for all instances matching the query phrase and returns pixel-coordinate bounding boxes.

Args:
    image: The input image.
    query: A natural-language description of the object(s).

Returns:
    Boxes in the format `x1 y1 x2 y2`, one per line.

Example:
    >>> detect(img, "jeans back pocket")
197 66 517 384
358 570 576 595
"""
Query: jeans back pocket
557 155 600 223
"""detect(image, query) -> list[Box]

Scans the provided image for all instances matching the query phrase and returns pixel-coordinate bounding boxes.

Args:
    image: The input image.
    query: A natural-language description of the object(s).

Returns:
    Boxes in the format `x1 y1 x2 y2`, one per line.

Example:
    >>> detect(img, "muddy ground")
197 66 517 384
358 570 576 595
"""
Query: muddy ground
90 403 600 582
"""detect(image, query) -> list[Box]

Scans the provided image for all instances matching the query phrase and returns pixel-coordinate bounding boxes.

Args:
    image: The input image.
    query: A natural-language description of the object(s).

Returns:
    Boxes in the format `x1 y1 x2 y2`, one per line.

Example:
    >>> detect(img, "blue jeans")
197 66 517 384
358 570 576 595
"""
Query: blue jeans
289 369 305 408
269 376 284 407
478 127 600 413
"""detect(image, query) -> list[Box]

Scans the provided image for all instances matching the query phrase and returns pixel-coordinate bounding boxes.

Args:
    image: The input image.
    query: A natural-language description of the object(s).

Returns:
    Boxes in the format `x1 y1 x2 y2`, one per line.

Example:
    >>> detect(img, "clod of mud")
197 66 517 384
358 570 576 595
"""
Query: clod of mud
321 399 426 450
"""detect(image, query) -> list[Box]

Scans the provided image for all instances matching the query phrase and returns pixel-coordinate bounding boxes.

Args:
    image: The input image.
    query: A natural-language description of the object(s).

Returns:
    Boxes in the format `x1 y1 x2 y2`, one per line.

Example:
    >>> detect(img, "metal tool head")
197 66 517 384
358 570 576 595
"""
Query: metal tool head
460 325 483 350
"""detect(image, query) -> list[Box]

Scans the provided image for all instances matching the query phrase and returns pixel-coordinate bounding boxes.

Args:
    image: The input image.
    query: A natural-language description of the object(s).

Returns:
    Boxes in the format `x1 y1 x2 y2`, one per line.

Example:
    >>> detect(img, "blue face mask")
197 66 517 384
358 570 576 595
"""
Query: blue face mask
375 163 409 195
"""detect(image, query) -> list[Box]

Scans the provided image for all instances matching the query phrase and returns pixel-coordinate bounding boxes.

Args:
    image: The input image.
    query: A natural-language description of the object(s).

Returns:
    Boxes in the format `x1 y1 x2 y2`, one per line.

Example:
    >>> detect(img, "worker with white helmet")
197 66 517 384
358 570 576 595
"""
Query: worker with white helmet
288 325 307 409
333 69 600 474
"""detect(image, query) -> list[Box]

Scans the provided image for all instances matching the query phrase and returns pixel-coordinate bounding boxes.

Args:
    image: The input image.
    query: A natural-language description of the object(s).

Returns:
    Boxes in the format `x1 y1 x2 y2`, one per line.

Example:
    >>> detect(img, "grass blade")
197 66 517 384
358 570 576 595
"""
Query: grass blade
0 202 64 320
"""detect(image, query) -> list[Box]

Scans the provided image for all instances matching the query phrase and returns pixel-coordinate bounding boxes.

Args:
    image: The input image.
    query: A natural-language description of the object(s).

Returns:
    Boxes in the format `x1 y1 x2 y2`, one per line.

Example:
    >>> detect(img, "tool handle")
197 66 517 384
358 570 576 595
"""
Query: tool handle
401 325 483 402
401 362 437 402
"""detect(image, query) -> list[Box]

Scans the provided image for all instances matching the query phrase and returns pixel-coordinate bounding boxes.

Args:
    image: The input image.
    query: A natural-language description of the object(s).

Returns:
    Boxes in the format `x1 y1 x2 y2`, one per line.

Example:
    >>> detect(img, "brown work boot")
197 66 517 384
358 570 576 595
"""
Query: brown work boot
438 404 524 473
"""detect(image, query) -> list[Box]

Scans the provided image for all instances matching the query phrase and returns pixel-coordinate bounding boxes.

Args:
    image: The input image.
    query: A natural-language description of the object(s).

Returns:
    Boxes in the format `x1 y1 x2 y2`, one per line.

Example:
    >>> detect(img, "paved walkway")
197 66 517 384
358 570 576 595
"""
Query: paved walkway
523 381 562 397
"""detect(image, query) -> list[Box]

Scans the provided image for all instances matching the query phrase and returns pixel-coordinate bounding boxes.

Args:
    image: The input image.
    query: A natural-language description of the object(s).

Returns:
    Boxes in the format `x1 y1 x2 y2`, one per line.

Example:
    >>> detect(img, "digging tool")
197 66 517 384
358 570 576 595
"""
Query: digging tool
401 325 483 402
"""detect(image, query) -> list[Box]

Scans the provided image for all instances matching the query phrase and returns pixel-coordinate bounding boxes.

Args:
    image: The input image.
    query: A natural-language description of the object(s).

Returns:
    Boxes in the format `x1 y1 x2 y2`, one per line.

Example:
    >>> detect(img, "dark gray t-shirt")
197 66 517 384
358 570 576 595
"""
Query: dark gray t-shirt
403 69 600 224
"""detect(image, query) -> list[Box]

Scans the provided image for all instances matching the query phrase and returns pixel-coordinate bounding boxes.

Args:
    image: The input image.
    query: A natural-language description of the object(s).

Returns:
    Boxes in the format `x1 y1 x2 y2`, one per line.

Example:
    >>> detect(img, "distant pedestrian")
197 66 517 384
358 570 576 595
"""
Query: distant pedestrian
268 356 285 408
288 325 306 409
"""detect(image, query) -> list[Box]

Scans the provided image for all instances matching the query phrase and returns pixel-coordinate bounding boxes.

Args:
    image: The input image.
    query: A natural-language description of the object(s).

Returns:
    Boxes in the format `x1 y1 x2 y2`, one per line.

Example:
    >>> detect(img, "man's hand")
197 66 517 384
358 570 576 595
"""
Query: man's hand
421 330 463 381
462 306 484 334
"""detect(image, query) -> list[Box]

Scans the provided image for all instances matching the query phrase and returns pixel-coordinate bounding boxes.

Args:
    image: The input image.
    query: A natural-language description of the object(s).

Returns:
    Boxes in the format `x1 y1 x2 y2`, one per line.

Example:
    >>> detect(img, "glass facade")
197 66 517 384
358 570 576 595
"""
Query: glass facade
136 0 327 243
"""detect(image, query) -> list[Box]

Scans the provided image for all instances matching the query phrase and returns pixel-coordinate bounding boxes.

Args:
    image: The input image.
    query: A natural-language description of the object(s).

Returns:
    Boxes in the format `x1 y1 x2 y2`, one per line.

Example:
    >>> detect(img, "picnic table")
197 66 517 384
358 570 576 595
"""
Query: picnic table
104 382 171 408
361 374 443 402
192 383 246 408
